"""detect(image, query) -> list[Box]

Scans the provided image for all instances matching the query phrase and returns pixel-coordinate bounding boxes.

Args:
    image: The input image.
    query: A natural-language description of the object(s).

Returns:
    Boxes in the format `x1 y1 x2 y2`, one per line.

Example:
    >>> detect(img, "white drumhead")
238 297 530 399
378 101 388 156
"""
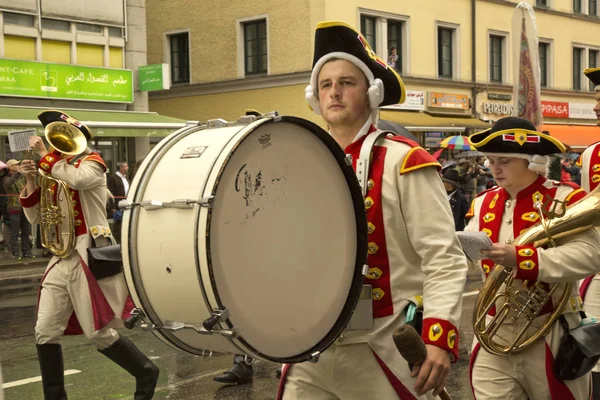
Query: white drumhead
207 119 360 359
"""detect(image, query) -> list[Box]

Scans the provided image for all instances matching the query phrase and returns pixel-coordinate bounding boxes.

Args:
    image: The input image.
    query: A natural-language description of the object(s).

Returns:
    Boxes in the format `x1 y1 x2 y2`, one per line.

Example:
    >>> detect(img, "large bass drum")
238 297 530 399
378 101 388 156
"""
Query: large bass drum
121 115 367 363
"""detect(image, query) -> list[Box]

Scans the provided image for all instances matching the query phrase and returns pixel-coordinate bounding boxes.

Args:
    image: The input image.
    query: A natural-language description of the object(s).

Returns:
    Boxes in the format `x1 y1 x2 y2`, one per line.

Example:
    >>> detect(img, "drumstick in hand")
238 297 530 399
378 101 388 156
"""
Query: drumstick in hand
392 325 452 400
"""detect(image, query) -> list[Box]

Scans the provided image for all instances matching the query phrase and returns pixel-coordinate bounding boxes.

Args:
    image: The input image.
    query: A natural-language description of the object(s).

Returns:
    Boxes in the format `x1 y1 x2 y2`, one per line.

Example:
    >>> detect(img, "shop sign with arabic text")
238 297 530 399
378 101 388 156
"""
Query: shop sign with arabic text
0 58 133 103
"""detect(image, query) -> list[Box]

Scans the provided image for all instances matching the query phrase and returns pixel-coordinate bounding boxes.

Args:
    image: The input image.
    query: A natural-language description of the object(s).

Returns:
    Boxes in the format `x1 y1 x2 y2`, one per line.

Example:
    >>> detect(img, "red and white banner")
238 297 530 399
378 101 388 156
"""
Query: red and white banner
541 100 569 118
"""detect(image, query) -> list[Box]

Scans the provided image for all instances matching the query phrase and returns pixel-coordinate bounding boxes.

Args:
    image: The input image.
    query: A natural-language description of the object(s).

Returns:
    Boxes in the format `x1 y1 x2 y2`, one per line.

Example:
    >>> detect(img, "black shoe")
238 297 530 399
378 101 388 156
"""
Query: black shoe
99 336 159 400
213 354 253 385
36 344 68 400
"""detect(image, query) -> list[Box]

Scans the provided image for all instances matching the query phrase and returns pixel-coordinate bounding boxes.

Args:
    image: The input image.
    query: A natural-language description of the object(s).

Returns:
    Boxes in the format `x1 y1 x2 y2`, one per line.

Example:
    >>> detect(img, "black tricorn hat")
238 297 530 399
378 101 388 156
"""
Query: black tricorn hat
469 116 566 156
584 67 600 89
306 21 405 113
38 110 93 141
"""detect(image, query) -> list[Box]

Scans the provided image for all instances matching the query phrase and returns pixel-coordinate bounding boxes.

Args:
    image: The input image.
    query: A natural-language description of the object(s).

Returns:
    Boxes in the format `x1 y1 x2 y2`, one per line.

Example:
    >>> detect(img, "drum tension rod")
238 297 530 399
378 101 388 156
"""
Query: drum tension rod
118 197 214 210
145 308 236 338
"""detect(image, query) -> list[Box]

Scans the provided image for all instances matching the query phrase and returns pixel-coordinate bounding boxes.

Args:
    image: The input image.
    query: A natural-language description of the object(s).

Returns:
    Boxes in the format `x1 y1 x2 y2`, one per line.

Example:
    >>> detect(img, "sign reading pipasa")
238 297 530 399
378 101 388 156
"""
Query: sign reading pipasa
0 58 133 103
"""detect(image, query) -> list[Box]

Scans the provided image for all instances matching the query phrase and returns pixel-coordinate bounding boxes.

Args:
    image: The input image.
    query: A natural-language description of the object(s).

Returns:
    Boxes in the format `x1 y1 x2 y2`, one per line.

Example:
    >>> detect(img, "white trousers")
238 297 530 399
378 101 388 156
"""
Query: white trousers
282 342 426 400
471 316 590 400
35 257 119 349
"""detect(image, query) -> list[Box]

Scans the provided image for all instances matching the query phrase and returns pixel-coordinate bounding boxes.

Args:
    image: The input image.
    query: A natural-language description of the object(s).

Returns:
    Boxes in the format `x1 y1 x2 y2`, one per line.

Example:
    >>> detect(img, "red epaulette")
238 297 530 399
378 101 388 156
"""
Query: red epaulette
552 181 581 190
384 136 441 174
82 152 107 172
385 135 420 148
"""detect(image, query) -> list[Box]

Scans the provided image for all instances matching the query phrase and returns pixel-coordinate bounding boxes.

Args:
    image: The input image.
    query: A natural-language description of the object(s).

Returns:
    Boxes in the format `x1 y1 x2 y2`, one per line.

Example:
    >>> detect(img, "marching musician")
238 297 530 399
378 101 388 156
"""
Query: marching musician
466 116 600 399
277 21 468 399
576 66 600 398
19 111 159 400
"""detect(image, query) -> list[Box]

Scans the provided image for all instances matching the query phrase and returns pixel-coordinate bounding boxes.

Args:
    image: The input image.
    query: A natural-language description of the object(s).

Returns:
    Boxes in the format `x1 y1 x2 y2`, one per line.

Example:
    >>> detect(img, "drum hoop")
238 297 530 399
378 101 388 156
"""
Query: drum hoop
127 123 246 355
204 116 369 363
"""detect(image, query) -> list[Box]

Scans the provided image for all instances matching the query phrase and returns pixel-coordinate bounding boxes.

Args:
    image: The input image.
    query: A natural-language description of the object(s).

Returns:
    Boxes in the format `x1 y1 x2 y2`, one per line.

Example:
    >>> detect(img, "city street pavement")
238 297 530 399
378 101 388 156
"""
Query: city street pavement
0 256 482 400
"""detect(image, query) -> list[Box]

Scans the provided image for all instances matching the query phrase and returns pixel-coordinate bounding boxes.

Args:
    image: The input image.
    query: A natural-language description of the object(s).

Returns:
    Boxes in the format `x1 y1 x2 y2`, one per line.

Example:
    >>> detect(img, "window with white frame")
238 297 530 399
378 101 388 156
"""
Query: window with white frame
574 47 584 90
168 32 190 84
536 0 549 8
360 15 377 52
3 12 34 27
387 19 405 73
573 46 599 90
539 41 551 88
489 34 505 83
437 24 458 79
243 19 267 76
358 11 410 75
572 0 598 15
590 49 599 90
591 0 598 16
41 18 70 31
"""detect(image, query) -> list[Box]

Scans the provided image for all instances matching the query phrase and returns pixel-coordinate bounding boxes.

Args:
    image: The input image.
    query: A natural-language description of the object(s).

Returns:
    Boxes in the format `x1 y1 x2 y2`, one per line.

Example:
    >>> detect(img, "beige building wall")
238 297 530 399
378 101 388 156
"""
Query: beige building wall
477 0 600 90
327 0 474 81
148 0 600 149
146 0 315 84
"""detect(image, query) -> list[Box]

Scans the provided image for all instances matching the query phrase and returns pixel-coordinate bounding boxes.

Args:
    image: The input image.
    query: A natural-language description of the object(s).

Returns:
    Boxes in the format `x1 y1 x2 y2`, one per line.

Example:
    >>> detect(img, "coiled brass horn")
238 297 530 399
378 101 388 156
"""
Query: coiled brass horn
473 184 600 356
38 121 87 258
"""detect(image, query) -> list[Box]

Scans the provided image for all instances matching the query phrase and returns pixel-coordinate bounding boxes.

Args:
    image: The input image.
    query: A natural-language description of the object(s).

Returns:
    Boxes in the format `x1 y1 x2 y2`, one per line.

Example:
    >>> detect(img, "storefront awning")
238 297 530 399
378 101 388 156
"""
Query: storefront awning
541 124 600 150
0 106 188 137
379 110 490 132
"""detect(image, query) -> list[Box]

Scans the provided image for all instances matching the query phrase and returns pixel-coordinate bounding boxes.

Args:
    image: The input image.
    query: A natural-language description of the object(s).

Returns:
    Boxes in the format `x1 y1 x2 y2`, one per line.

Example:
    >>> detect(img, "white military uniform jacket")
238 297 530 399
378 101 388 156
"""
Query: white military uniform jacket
465 176 600 399
20 151 130 334
279 120 469 399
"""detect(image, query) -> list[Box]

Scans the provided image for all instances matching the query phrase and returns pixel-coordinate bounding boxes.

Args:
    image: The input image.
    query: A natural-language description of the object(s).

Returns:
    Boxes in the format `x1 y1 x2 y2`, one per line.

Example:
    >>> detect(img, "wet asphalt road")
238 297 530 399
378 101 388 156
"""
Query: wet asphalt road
0 275 481 400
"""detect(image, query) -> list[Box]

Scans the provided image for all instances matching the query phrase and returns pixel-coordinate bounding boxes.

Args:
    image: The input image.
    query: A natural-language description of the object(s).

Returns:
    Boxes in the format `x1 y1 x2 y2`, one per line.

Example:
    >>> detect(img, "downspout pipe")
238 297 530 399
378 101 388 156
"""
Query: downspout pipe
471 0 478 121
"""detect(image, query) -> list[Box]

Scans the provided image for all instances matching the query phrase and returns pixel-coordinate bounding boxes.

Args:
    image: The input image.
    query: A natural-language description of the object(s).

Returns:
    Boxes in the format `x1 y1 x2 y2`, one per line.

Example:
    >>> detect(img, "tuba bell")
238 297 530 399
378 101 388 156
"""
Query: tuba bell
473 184 600 356
38 120 88 258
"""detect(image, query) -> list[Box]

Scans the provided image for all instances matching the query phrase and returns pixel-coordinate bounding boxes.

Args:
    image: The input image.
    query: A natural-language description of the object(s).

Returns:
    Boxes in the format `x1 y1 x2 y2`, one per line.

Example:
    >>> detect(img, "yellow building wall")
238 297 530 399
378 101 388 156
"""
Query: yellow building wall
323 0 474 81
109 47 123 68
41 40 71 64
4 36 35 60
477 1 600 91
77 43 104 67
146 0 314 84
150 85 325 128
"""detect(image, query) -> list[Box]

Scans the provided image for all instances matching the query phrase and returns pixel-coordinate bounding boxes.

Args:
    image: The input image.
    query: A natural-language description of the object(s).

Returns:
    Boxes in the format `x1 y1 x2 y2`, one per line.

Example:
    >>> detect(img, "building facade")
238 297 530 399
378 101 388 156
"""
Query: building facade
0 0 186 171
147 0 600 151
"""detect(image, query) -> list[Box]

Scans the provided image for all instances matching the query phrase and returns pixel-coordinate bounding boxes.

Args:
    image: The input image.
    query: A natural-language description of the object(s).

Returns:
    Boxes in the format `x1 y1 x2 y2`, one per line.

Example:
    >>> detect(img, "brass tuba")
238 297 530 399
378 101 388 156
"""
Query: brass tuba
38 121 87 258
473 184 600 356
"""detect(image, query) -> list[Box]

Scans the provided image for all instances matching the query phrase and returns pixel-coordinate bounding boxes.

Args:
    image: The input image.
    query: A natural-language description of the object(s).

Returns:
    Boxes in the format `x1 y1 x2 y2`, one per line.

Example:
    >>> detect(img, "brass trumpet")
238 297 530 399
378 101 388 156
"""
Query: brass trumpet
34 121 87 258
473 184 600 355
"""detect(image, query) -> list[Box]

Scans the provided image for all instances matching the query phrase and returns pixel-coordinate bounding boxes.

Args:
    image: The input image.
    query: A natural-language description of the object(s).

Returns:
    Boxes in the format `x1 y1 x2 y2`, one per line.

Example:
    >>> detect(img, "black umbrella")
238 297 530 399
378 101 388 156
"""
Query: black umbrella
377 119 418 142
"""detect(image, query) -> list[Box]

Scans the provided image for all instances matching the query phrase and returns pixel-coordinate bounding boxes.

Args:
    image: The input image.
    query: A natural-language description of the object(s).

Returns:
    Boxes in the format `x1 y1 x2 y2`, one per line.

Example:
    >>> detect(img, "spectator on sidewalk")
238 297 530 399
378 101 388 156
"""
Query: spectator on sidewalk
107 161 129 243
2 159 32 260
0 163 9 252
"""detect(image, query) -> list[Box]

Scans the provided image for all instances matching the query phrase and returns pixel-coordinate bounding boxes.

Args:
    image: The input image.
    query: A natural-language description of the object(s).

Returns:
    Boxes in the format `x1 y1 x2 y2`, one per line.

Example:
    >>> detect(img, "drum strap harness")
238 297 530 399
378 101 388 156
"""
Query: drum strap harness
346 130 396 330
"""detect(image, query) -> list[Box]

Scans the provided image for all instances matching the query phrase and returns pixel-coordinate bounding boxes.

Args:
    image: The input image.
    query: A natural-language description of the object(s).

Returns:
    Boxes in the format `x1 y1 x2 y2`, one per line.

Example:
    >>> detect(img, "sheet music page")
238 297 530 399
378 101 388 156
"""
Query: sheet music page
456 231 494 261
8 129 36 152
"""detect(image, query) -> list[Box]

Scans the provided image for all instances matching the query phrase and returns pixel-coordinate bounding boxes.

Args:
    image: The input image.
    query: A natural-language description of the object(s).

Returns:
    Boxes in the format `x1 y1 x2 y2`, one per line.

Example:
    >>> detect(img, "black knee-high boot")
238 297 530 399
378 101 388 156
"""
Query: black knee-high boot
592 371 600 400
99 336 159 400
36 344 68 400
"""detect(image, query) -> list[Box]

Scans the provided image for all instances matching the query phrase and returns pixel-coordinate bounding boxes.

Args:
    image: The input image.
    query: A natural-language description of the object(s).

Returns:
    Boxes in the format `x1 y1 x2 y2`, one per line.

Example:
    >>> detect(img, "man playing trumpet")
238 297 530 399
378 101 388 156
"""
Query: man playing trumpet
20 110 159 400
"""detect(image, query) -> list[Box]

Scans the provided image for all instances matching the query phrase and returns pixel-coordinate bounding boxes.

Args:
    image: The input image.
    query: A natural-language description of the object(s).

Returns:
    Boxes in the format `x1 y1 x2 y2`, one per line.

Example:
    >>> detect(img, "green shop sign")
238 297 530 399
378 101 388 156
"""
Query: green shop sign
0 58 133 103
139 64 170 91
